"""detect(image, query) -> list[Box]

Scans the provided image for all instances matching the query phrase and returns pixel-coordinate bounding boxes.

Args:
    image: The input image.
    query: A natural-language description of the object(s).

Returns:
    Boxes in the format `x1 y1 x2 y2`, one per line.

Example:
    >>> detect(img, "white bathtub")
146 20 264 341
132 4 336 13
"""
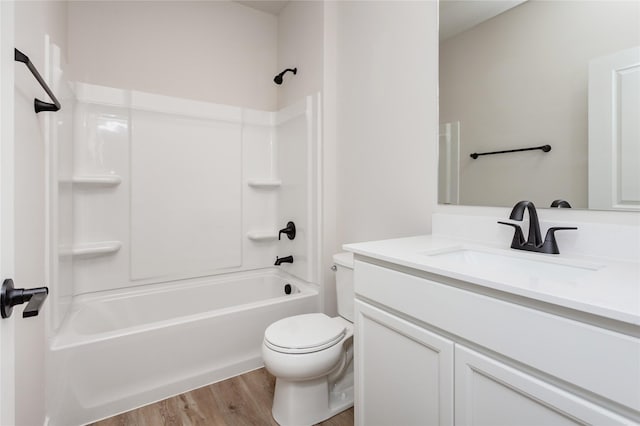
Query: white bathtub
47 269 319 426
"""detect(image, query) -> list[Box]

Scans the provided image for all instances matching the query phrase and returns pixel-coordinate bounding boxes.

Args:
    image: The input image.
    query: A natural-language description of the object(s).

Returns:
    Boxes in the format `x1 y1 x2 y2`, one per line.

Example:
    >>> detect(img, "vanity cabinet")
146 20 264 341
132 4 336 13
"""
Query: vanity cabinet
353 259 639 426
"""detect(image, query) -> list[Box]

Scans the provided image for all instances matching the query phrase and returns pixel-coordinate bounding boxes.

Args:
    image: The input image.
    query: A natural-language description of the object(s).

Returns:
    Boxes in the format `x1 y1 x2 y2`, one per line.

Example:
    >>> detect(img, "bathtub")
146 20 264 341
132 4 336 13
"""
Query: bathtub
46 269 319 426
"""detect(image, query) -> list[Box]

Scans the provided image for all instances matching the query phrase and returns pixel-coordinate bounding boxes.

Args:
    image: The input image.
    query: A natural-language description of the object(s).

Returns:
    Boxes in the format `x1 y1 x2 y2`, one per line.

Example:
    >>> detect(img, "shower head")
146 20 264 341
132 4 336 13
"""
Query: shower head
274 68 297 85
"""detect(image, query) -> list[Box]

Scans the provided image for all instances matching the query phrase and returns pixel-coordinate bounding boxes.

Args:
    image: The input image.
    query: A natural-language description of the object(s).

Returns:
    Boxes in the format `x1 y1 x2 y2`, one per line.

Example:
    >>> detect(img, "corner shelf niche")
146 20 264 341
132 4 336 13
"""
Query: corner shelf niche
247 179 281 189
247 231 278 242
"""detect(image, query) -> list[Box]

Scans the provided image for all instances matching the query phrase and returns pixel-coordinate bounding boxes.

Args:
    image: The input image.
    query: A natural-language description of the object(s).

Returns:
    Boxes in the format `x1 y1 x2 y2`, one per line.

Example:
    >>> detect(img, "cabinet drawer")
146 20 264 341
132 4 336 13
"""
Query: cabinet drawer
355 260 640 412
455 345 632 425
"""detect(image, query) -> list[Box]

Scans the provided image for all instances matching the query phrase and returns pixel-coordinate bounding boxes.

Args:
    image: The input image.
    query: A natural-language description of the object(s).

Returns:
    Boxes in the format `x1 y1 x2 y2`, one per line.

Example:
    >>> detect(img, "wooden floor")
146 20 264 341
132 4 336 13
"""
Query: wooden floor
92 368 354 426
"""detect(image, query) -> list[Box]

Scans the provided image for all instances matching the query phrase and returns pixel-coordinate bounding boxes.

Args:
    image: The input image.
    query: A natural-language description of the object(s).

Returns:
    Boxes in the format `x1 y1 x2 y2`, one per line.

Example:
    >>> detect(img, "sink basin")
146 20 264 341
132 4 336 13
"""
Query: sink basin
421 247 603 281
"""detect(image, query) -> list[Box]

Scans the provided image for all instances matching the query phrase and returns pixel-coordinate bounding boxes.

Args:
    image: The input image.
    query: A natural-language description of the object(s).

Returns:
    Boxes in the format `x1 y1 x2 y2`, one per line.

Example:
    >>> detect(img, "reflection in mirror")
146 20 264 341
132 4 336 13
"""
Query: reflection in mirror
438 0 640 211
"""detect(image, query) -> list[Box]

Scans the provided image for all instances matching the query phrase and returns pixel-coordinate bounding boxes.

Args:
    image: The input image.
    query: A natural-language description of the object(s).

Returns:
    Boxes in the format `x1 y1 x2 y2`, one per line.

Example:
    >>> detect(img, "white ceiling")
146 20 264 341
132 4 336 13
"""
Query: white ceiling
235 1 289 16
440 0 527 41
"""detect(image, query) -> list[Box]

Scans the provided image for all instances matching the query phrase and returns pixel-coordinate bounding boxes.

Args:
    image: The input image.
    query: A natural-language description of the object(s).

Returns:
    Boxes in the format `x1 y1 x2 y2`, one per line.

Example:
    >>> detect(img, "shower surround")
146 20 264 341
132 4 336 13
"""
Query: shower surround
46 82 321 425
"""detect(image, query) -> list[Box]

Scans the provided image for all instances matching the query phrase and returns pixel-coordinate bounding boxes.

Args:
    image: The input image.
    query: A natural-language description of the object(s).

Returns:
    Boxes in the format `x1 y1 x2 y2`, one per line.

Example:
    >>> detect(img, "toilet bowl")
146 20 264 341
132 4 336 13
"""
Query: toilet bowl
262 252 354 426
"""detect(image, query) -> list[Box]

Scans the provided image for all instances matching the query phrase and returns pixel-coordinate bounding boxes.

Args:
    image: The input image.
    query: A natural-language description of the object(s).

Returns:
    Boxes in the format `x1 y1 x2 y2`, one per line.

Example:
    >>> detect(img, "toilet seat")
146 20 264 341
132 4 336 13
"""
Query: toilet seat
264 313 346 354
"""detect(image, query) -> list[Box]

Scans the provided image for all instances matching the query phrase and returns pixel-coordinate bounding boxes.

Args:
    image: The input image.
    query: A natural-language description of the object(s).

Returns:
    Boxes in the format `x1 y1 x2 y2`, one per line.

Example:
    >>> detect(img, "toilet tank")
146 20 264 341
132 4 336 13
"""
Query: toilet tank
333 252 354 322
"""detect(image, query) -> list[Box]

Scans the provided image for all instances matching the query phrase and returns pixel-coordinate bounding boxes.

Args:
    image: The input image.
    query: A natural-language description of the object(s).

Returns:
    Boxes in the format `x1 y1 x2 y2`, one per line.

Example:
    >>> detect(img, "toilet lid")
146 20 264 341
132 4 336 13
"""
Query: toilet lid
264 313 346 354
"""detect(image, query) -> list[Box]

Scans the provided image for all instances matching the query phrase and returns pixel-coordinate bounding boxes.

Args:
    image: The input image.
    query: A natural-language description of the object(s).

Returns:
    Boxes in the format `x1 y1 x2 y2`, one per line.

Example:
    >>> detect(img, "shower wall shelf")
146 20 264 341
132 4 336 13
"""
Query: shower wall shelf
247 231 278 242
247 179 281 189
70 241 122 258
69 175 122 186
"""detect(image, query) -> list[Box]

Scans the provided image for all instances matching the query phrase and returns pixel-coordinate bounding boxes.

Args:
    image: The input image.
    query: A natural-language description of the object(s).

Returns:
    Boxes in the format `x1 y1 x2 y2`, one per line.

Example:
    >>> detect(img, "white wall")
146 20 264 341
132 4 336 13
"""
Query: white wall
440 0 640 208
322 1 339 315
14 1 68 425
0 3 16 424
276 1 324 108
68 1 278 111
334 0 439 247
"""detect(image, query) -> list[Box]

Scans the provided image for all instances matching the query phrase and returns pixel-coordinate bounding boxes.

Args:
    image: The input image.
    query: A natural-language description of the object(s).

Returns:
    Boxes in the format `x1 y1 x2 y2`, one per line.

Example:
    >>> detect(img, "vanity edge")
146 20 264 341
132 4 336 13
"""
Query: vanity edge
344 234 640 328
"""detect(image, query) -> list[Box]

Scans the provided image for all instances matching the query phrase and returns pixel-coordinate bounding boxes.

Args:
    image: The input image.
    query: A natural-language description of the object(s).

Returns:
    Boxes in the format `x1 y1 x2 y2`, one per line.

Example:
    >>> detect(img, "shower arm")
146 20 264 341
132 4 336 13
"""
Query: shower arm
274 68 297 85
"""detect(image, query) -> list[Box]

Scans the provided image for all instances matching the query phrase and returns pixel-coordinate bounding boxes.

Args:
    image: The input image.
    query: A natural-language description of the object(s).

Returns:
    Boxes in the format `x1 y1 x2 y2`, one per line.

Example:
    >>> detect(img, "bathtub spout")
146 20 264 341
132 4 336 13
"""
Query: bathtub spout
274 255 293 266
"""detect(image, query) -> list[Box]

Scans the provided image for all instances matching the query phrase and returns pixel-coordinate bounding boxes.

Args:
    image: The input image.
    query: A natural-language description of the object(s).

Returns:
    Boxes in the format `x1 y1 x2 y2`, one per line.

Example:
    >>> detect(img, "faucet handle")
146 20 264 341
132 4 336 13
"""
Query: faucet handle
546 226 578 233
498 221 525 248
541 226 577 254
550 199 572 208
278 221 296 241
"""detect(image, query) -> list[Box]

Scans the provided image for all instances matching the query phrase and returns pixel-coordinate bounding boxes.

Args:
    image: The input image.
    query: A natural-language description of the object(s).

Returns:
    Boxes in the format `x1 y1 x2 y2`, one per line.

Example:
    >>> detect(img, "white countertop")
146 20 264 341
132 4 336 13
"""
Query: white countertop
344 235 640 326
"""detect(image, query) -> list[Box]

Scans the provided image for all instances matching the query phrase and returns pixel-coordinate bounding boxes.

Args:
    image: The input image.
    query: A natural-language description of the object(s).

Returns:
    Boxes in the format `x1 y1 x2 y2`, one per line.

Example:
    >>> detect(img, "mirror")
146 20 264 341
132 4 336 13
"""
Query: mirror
438 0 640 211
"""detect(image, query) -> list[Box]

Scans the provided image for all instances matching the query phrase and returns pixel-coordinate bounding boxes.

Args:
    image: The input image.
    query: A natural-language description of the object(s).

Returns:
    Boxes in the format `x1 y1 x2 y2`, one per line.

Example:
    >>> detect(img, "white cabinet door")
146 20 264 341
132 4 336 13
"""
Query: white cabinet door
455 345 633 426
355 300 454 426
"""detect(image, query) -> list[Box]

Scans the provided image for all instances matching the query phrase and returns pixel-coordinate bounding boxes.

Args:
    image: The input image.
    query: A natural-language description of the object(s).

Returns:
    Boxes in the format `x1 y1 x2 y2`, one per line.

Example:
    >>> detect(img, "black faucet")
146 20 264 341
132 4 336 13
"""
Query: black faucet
274 255 294 266
278 222 296 240
498 200 577 254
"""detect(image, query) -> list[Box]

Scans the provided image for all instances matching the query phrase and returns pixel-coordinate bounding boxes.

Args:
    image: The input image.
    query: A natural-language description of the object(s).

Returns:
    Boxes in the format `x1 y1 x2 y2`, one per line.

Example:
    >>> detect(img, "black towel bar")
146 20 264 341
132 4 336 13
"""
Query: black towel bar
14 48 61 113
470 144 551 159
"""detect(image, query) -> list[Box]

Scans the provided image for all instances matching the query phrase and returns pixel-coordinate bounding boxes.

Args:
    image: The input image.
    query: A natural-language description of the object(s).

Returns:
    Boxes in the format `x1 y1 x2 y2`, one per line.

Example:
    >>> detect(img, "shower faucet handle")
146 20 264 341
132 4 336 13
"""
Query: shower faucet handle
278 221 296 240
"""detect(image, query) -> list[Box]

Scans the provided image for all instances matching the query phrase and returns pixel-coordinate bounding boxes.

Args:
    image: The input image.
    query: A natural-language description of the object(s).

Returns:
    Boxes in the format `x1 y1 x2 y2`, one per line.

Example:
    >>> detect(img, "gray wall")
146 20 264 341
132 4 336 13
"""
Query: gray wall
68 1 278 110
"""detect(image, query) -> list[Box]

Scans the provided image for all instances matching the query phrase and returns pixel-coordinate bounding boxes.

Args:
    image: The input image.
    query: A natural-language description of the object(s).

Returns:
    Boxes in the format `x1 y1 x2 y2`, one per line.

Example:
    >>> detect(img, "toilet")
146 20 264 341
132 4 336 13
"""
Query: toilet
262 252 354 426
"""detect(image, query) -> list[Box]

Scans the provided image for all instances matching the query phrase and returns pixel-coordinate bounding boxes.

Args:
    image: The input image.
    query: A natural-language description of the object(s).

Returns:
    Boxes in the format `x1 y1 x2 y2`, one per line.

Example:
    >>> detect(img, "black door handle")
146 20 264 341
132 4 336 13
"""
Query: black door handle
1 278 49 319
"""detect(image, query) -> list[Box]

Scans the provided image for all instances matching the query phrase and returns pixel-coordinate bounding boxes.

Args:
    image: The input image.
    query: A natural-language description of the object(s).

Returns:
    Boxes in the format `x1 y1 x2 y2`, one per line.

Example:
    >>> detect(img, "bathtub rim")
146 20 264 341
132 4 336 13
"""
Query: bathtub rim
50 267 319 351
